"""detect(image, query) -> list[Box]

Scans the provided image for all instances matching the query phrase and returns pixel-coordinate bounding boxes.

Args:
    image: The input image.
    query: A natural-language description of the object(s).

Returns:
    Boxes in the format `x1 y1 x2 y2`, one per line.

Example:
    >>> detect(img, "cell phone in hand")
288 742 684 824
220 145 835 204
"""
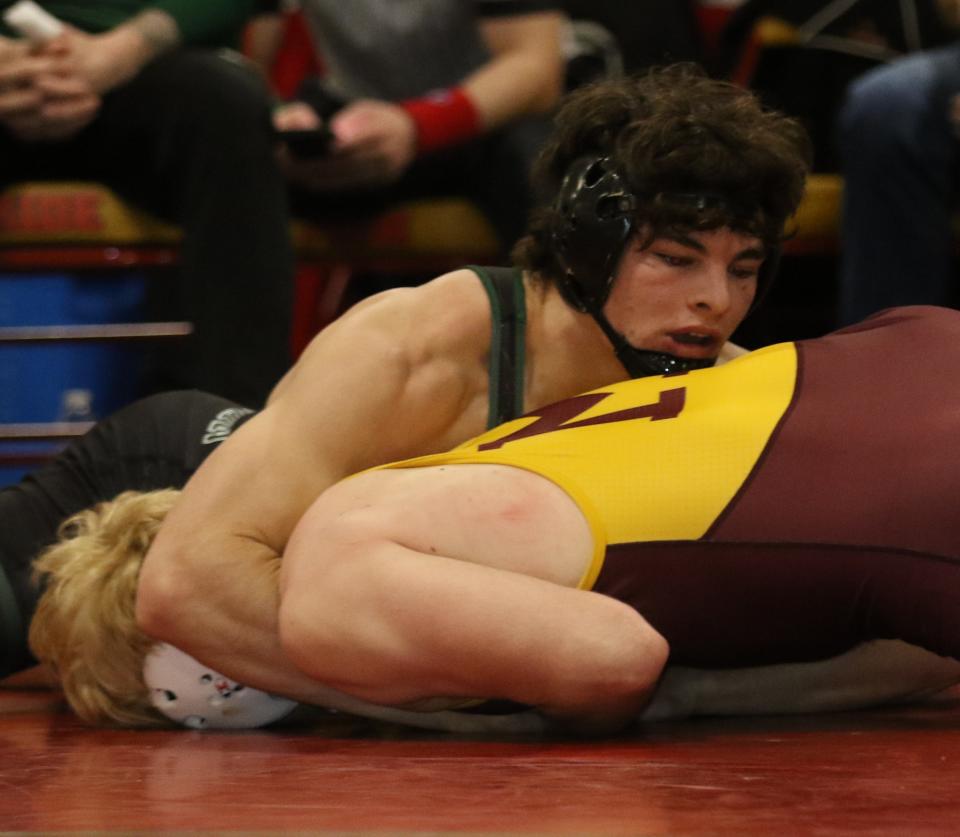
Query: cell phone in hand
277 126 335 159
3 0 65 42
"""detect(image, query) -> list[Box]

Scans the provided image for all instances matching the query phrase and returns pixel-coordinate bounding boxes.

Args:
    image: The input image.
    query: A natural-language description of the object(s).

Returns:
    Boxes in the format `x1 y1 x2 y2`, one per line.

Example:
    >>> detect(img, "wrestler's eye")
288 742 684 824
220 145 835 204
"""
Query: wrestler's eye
656 252 692 268
199 674 213 684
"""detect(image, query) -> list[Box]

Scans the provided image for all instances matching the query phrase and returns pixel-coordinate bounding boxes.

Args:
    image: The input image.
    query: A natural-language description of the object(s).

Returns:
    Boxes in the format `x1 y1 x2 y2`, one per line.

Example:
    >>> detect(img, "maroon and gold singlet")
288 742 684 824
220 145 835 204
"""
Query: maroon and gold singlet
385 306 960 668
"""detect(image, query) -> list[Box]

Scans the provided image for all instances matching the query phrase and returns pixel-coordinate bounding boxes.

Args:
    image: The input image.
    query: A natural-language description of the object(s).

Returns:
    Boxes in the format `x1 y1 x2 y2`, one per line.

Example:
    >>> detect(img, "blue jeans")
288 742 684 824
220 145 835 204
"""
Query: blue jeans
838 43 960 324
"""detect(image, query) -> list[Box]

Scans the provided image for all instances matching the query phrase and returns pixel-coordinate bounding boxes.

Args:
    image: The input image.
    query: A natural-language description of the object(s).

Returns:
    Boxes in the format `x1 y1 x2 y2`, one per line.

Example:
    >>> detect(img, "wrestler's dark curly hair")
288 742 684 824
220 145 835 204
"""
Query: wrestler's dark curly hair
513 64 812 284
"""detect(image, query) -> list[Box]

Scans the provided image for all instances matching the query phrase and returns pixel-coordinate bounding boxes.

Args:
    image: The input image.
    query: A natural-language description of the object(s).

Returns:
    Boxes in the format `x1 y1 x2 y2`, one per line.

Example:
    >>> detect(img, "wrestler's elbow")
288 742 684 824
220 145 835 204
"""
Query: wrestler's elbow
590 607 669 705
603 630 670 727
544 611 670 736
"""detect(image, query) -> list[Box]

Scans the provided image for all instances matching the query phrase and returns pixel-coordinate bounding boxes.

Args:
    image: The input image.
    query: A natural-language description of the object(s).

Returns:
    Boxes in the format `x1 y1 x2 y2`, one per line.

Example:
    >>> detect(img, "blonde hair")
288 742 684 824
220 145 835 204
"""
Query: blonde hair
29 489 180 727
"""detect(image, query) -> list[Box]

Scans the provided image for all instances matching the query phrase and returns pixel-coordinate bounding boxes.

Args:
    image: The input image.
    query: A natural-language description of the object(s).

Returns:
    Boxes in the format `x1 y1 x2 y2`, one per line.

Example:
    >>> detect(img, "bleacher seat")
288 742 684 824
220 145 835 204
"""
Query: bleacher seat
0 180 499 476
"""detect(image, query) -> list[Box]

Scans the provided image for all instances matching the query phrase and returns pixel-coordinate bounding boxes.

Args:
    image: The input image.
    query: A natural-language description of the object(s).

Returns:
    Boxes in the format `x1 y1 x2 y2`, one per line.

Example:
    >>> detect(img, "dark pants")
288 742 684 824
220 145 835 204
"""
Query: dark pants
290 111 551 262
838 43 960 324
0 49 295 407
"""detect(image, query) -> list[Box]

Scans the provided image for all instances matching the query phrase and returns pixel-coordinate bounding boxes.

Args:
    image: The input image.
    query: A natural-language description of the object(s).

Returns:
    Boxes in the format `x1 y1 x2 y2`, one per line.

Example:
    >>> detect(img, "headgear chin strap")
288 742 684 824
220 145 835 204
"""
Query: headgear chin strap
590 310 716 378
552 155 777 378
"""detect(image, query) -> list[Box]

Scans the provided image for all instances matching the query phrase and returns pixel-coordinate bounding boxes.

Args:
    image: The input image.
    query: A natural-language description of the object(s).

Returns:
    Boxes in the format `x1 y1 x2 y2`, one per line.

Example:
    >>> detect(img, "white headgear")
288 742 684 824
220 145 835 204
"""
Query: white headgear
143 643 298 730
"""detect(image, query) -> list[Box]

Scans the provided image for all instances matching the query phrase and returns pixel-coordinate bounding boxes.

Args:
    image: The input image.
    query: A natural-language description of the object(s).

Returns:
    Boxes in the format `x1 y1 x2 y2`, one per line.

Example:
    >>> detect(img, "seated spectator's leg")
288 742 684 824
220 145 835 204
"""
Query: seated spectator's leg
0 122 94 189
287 113 549 302
0 129 28 186
838 45 960 324
397 116 551 255
89 50 295 406
293 114 551 260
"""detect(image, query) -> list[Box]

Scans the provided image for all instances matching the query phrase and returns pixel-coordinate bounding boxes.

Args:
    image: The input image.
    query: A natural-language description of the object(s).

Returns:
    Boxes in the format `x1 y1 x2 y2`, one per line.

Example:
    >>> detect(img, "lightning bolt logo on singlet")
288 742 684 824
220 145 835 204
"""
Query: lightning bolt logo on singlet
478 387 686 451
381 341 800 548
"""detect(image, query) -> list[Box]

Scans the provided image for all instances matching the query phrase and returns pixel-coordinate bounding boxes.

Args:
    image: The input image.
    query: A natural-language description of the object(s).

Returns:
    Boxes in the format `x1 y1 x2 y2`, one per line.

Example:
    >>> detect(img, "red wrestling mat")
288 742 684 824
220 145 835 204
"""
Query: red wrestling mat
4 691 960 834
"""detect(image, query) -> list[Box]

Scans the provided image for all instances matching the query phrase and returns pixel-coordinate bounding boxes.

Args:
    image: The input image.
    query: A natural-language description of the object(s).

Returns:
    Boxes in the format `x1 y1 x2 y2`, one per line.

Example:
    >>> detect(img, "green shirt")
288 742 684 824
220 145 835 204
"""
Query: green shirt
0 0 256 47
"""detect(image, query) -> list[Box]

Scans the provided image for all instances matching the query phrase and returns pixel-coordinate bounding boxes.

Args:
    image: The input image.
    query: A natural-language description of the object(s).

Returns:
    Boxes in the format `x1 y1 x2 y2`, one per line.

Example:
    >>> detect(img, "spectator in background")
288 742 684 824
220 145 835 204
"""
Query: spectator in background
0 1 294 407
561 0 703 74
837 39 960 320
252 1 566 256
837 0 960 323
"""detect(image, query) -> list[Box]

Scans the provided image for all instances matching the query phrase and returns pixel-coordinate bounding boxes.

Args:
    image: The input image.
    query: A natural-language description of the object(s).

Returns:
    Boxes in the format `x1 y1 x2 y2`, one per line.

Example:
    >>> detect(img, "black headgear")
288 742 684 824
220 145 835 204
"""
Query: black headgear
552 156 779 378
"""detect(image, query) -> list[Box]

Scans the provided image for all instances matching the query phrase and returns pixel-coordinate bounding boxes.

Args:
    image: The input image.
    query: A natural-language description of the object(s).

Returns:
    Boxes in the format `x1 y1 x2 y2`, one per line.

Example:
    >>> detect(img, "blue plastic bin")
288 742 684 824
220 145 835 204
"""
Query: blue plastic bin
0 272 148 486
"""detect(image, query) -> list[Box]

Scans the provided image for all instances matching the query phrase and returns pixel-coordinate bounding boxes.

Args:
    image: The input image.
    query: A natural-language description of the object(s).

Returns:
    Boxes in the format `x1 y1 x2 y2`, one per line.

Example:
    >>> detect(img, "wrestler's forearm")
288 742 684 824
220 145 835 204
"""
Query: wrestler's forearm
136 539 534 721
135 539 339 705
642 641 960 720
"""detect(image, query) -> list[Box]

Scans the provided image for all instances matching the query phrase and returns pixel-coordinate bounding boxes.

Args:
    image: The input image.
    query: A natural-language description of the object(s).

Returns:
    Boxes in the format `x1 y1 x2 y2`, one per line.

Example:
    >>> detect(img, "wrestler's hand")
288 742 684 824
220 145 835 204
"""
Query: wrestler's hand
280 98 417 191
0 33 99 141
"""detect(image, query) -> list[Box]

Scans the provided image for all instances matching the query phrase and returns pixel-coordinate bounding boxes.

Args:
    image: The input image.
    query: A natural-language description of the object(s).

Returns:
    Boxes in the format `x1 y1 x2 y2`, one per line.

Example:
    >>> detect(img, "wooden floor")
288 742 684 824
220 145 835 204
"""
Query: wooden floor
4 689 960 835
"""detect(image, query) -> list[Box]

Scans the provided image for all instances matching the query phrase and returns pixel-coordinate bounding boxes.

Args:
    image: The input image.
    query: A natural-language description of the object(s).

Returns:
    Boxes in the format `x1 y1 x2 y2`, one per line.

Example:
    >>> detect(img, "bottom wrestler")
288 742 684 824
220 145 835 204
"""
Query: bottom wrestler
0 391 255 682
28 306 960 734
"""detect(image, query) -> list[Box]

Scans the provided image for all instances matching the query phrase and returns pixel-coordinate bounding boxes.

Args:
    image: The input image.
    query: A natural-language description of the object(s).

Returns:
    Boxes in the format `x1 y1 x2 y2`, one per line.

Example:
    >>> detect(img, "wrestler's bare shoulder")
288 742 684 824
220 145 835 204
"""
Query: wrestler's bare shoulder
267 269 500 454
341 268 494 357
269 269 494 405
294 269 490 367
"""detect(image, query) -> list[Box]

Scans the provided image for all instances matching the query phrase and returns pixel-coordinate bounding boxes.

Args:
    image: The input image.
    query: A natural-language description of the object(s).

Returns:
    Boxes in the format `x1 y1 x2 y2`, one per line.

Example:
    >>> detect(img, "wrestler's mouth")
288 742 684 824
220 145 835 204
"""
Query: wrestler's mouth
664 329 720 356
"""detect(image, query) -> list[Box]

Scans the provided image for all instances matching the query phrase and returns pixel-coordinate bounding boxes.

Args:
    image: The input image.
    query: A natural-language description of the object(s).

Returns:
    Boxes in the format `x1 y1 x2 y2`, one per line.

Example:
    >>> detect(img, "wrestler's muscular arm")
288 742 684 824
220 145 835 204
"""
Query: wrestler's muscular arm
136 272 492 703
284 548 667 736
278 467 669 735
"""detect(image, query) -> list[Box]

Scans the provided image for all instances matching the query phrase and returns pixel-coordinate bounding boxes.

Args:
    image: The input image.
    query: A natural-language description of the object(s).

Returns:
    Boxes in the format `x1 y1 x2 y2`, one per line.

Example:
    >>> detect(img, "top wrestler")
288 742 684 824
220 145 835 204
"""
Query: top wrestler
128 65 810 706
0 65 808 691
27 305 960 733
